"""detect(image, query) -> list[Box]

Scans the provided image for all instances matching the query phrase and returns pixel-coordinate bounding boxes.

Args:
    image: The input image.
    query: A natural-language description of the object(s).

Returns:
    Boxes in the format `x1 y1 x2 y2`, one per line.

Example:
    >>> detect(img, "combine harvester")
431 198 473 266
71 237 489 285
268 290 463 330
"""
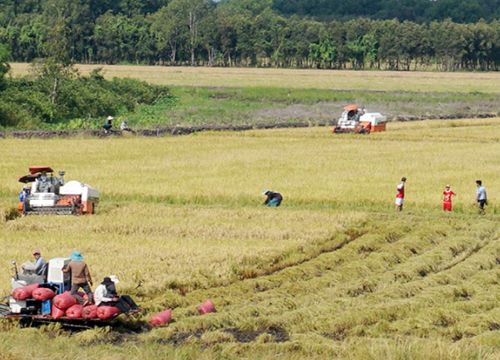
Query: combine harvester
17 166 99 215
0 258 138 329
333 104 387 134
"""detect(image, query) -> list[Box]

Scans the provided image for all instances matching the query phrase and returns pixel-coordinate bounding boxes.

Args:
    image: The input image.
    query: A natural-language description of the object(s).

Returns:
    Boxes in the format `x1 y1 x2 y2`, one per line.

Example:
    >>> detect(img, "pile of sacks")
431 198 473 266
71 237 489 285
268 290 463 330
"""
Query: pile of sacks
11 285 120 320
51 292 120 320
12 283 58 302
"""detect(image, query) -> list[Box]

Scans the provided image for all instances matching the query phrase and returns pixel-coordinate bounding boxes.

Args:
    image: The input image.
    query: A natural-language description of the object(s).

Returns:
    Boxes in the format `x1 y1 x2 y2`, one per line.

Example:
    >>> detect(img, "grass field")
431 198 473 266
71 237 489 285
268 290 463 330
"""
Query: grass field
9 63 500 93
0 118 499 359
5 64 500 131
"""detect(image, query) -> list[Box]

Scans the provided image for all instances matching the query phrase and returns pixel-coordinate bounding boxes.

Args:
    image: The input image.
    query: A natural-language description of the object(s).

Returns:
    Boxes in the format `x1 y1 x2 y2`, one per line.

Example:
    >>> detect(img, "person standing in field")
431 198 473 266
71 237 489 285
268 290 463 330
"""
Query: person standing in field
476 180 488 214
62 251 94 305
443 185 456 211
395 177 407 211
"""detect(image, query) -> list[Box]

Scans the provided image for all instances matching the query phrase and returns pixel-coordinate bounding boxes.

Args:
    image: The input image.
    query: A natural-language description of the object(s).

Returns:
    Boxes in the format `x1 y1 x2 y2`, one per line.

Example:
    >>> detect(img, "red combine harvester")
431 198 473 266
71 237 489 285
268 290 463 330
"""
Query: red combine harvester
17 166 99 215
333 104 387 134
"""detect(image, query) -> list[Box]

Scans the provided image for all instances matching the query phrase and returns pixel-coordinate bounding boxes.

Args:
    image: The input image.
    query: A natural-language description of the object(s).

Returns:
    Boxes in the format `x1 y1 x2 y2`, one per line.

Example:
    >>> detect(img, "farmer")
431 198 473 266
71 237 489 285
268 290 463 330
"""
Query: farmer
18 186 30 214
263 190 283 207
476 180 488 214
94 275 138 313
120 120 132 132
36 171 51 193
443 184 456 212
21 249 47 277
103 116 113 134
395 177 407 211
62 251 94 305
94 276 119 306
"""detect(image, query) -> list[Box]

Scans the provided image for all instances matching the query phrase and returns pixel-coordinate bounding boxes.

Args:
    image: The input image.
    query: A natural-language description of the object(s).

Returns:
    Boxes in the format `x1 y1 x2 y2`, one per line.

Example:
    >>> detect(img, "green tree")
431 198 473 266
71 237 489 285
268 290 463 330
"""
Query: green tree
0 43 10 90
151 5 188 64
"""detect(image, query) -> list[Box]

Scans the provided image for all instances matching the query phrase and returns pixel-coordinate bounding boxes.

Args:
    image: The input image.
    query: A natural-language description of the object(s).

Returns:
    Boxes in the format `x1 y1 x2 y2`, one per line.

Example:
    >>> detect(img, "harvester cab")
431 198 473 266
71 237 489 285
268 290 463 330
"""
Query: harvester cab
8 257 70 315
17 166 99 215
333 104 387 134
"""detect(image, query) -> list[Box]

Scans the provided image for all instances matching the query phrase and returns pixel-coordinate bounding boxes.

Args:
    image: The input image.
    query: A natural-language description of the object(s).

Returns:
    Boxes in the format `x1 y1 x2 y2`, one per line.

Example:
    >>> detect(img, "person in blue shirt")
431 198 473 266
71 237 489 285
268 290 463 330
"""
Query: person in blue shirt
476 180 488 214
262 190 283 207
21 249 47 277
18 186 30 214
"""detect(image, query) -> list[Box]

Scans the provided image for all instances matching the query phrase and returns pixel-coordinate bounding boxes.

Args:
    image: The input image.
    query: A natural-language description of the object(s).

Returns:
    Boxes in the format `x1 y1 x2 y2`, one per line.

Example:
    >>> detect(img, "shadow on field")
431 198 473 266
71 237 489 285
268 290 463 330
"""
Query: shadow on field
156 326 289 345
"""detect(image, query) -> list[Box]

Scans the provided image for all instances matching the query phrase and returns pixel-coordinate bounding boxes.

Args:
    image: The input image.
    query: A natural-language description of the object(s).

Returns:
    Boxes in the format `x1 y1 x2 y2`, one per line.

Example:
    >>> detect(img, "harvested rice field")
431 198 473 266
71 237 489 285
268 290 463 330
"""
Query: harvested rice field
0 118 499 359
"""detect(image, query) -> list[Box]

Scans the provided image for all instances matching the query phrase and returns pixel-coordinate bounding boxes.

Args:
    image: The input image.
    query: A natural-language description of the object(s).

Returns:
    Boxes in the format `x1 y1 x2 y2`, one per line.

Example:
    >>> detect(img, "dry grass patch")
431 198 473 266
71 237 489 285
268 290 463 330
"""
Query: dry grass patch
9 63 500 93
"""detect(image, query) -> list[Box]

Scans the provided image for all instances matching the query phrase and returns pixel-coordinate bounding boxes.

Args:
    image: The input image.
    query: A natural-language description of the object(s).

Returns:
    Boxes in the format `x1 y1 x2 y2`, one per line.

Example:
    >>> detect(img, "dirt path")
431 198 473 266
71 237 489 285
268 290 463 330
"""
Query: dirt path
1 113 496 139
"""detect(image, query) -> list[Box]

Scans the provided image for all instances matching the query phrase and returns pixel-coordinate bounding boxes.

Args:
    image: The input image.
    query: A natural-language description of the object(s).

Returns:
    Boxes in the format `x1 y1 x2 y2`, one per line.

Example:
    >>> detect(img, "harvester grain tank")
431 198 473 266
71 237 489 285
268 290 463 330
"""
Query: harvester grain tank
333 104 387 134
17 166 99 215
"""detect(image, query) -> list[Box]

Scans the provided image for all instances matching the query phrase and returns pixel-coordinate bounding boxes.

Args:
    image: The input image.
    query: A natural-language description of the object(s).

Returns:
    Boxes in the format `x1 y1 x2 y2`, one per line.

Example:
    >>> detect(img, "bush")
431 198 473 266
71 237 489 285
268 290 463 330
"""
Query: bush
0 69 172 129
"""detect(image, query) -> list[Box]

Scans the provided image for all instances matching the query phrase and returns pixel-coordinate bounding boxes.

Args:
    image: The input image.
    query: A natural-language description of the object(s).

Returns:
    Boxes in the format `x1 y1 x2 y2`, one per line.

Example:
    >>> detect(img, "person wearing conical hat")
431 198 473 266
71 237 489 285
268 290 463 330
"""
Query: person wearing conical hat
62 251 94 304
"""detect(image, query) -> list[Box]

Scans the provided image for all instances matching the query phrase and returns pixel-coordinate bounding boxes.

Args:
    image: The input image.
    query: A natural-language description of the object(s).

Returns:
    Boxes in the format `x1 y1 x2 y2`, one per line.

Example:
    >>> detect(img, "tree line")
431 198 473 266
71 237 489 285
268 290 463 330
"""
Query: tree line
0 0 499 71
273 0 500 23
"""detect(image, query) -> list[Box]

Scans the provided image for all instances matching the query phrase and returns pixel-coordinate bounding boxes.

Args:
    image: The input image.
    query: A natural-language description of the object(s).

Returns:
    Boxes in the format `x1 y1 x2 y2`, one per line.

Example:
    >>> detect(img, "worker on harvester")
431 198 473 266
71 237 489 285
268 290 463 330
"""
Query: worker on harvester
36 171 51 193
62 251 94 305
21 249 47 277
263 190 283 207
94 276 139 313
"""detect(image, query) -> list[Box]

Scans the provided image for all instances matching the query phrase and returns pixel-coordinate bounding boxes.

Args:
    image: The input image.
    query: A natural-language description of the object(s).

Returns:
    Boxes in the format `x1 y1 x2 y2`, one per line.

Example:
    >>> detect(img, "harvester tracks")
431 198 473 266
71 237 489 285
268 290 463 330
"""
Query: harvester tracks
151 217 499 346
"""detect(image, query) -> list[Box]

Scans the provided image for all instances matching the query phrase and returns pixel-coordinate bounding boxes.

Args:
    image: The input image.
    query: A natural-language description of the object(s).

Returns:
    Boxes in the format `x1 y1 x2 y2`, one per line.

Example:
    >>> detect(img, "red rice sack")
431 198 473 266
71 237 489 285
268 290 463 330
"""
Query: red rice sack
53 292 77 310
97 306 120 320
198 300 216 315
51 304 65 319
32 288 56 301
82 305 98 319
12 283 39 301
149 309 172 326
66 304 84 319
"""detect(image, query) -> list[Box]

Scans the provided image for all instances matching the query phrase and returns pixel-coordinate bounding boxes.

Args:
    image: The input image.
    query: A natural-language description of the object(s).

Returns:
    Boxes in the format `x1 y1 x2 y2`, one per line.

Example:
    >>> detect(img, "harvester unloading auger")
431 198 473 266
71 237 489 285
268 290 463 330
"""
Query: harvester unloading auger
333 104 387 134
17 166 99 215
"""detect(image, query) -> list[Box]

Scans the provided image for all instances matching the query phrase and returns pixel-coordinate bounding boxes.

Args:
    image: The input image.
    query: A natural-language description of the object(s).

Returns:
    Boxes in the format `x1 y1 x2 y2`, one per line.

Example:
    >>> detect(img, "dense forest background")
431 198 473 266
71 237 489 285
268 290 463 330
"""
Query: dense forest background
0 0 499 70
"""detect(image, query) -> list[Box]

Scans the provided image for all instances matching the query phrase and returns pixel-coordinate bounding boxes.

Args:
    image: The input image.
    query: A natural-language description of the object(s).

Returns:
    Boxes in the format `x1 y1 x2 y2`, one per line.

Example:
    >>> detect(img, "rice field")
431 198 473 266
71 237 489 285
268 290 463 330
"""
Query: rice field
0 118 499 359
9 63 500 93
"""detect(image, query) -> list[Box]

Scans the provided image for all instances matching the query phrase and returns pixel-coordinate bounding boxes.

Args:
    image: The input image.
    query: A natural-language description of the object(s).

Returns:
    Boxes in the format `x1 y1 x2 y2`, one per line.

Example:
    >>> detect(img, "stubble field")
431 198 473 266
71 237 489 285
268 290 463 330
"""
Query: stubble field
0 117 499 359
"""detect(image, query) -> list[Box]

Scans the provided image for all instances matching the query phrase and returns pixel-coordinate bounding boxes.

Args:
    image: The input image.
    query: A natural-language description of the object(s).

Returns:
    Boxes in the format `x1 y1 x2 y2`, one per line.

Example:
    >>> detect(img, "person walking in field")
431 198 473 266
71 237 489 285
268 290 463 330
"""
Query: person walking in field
395 177 407 211
62 251 94 305
476 180 488 214
262 190 283 207
443 184 456 211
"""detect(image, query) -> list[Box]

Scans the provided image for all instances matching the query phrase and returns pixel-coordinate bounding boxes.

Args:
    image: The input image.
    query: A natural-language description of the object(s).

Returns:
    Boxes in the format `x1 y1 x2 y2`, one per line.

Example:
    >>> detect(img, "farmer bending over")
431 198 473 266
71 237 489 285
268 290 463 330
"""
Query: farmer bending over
263 190 283 207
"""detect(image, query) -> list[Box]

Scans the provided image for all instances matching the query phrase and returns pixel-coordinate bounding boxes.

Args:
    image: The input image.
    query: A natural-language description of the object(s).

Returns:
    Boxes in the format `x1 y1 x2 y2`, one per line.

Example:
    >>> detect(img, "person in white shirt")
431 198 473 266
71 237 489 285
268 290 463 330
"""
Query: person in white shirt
94 276 139 313
476 180 488 214
94 277 119 306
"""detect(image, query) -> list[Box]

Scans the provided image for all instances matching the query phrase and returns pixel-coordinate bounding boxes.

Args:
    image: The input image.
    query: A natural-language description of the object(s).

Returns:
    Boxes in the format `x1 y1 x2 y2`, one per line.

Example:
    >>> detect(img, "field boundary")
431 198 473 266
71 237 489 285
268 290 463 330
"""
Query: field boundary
0 113 497 139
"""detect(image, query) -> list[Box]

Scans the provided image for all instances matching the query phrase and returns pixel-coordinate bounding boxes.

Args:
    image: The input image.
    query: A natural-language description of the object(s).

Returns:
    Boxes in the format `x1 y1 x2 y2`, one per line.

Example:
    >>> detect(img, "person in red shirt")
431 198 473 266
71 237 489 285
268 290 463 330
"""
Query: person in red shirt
443 184 456 211
395 177 407 211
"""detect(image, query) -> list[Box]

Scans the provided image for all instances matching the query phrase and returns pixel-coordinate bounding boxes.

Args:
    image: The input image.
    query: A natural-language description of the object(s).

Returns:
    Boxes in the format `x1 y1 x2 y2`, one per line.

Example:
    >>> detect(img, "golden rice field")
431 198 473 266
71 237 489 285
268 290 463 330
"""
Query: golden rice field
0 118 499 359
9 63 500 93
